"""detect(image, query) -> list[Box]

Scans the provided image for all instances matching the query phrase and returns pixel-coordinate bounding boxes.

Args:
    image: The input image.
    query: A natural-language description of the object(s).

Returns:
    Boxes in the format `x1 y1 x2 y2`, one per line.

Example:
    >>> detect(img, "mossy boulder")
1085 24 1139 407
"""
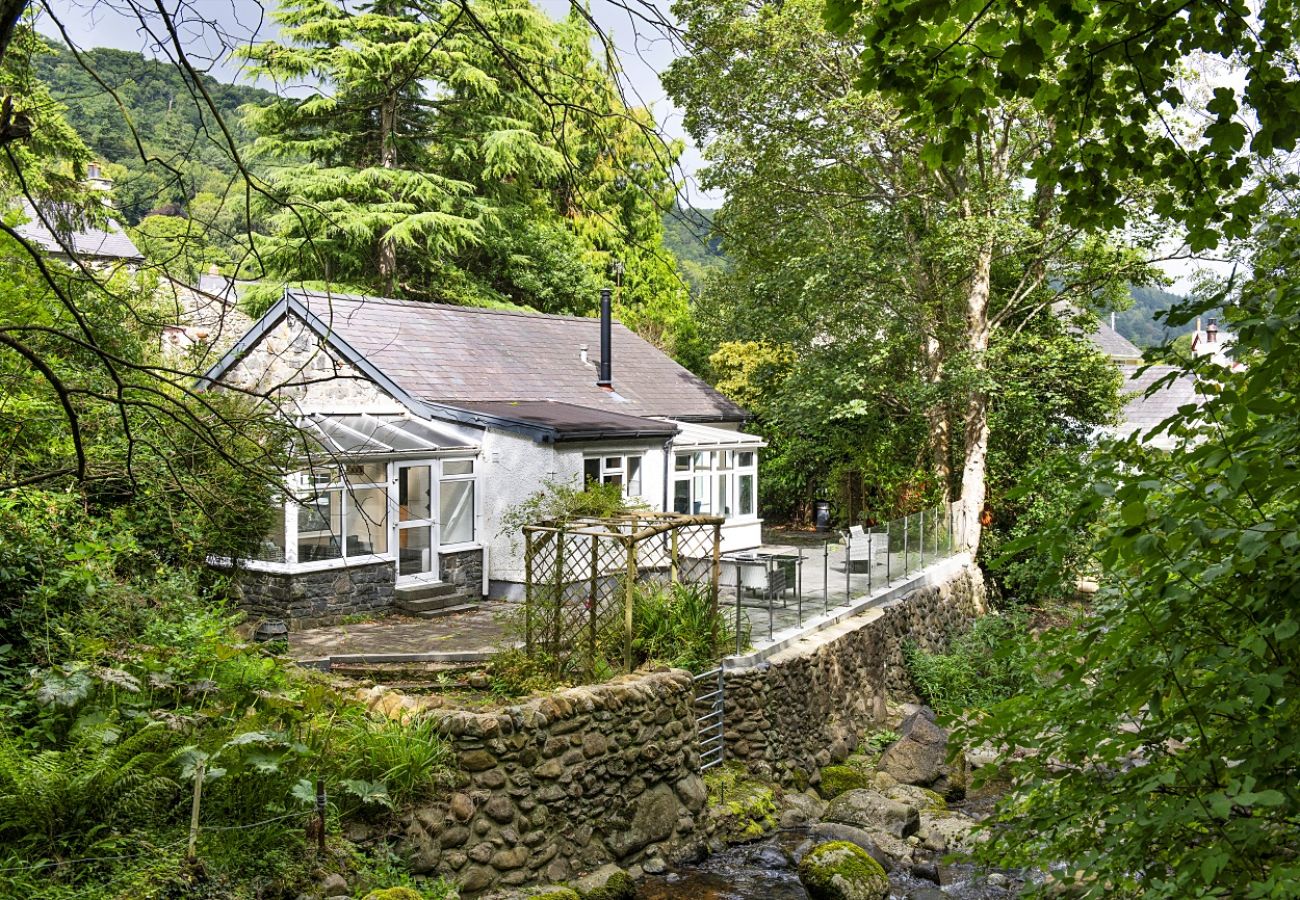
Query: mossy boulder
818 765 871 800
361 889 423 900
882 783 947 813
797 841 889 900
528 890 581 900
705 763 780 841
572 864 635 900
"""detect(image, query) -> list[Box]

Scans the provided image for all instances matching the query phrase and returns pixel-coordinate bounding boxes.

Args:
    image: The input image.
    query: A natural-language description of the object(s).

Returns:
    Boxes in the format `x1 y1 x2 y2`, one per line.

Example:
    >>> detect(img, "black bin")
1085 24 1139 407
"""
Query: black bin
812 499 834 532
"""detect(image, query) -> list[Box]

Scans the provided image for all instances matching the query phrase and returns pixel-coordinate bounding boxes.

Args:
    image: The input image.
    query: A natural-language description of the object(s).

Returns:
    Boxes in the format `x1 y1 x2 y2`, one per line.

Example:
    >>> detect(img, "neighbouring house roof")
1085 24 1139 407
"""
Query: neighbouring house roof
1114 364 1201 445
13 199 142 262
1086 321 1144 363
200 289 750 441
445 400 679 442
302 413 478 459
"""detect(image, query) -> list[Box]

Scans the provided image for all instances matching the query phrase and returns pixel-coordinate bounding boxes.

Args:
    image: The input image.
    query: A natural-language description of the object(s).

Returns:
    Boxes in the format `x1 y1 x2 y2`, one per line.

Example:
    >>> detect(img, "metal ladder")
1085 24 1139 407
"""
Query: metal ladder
694 666 724 771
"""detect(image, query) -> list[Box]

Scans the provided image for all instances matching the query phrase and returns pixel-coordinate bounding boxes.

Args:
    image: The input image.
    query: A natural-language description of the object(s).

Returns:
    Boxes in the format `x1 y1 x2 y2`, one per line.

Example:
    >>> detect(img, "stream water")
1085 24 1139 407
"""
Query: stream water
635 829 1020 900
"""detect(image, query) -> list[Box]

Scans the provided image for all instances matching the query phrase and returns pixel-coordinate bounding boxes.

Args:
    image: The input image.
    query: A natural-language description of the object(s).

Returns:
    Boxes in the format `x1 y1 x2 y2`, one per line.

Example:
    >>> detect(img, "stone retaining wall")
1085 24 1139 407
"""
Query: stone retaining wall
401 669 706 895
721 561 986 784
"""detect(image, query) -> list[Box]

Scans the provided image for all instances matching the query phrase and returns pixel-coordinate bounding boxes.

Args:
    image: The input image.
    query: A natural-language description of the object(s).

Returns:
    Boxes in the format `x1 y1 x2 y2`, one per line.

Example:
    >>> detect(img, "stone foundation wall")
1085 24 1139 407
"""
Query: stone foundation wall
233 560 396 628
401 670 705 895
439 548 484 605
722 561 986 784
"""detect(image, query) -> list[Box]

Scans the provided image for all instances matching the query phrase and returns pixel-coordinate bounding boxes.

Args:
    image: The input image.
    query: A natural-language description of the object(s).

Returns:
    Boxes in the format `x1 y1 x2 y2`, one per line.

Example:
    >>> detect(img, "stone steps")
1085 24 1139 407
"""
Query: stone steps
396 603 478 620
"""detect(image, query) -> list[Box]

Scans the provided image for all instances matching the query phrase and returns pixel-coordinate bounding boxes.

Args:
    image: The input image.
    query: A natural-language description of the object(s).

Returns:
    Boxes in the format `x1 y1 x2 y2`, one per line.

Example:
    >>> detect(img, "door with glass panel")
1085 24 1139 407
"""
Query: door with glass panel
396 462 436 581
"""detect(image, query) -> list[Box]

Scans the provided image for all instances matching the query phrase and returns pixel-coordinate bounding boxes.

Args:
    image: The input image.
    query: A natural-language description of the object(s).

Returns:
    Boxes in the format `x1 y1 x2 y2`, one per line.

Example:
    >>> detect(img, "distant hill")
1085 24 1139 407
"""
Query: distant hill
662 204 727 290
1108 285 1198 348
34 42 273 223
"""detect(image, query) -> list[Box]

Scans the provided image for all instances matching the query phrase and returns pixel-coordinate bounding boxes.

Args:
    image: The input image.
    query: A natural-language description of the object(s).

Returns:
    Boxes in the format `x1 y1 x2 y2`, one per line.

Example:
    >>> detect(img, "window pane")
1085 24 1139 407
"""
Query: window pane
740 474 755 516
675 453 691 472
693 451 710 470
603 472 623 486
346 462 387 485
443 459 473 476
693 475 710 513
738 451 755 468
256 503 286 562
584 458 601 485
399 465 432 520
399 525 432 576
346 487 388 556
440 479 475 545
627 457 642 496
717 451 733 470
673 479 690 514
298 490 342 562
604 456 622 470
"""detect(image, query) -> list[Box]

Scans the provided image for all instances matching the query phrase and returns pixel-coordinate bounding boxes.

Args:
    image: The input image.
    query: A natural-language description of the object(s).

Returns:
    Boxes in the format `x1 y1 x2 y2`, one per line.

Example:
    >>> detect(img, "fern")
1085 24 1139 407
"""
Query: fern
0 723 182 853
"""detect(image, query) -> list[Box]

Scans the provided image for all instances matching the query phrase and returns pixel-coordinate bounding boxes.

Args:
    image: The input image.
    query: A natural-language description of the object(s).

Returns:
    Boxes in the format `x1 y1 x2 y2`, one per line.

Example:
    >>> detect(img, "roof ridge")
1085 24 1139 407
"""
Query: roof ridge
291 288 628 327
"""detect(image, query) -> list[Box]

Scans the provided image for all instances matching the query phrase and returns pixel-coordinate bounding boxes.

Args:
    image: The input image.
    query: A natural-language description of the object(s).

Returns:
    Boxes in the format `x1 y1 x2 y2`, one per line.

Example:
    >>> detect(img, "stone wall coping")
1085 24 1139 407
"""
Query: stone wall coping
721 552 975 671
427 667 695 737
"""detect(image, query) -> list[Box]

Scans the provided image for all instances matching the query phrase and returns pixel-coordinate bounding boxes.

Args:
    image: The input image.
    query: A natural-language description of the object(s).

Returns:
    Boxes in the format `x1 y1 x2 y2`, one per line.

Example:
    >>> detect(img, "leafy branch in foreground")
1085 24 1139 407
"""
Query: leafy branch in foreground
963 208 1300 896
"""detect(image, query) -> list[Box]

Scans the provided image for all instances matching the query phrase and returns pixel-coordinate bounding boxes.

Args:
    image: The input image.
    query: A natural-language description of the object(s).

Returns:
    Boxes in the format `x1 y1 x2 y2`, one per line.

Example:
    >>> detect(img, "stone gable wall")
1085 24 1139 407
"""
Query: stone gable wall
402 670 705 894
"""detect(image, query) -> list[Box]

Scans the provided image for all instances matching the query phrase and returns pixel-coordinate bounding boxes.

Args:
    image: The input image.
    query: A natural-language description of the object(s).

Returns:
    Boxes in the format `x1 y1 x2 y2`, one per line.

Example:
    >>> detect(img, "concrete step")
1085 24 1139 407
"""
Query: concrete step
397 603 478 620
395 581 458 603
395 595 467 614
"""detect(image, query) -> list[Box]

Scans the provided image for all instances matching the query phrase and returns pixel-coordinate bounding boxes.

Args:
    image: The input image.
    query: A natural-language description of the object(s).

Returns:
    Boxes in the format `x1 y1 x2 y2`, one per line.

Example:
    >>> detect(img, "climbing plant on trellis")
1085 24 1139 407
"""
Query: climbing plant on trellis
522 512 724 678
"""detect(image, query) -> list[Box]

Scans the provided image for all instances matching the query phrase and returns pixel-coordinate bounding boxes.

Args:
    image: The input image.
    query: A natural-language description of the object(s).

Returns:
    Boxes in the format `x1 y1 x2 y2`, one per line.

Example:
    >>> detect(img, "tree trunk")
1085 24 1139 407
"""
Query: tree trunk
378 93 398 296
957 238 994 553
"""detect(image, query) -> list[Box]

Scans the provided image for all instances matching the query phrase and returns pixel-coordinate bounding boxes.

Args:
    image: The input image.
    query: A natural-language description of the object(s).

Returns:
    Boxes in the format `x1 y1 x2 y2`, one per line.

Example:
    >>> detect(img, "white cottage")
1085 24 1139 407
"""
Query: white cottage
200 288 764 625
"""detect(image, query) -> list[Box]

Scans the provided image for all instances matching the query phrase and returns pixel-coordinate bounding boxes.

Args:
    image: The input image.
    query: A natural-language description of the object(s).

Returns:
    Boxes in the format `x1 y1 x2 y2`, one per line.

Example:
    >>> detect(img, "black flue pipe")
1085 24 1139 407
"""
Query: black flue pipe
598 287 613 388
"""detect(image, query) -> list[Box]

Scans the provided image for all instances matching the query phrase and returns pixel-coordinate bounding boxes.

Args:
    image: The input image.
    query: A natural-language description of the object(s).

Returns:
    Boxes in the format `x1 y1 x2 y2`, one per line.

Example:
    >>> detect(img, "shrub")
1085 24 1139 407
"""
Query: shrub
626 581 743 673
903 612 1036 716
324 712 456 808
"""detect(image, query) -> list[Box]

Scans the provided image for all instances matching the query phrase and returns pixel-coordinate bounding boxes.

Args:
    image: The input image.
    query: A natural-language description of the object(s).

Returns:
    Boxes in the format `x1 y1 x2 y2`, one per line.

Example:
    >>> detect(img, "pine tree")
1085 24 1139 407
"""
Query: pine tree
240 0 489 296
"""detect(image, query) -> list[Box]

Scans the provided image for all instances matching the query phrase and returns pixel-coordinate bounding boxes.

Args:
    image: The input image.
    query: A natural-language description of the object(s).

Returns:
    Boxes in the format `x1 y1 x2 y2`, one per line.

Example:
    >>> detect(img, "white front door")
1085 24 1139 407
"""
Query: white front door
396 462 437 582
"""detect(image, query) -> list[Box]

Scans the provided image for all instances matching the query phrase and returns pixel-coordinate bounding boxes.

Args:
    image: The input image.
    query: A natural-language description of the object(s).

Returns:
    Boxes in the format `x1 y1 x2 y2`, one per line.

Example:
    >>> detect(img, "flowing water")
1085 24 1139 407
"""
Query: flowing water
635 829 1020 900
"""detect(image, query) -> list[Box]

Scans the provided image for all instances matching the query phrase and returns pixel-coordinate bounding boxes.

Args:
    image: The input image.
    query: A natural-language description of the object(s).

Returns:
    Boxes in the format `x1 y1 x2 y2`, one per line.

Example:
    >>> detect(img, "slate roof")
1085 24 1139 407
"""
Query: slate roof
446 401 680 442
1086 321 1143 363
1115 365 1201 441
14 199 142 261
288 289 748 423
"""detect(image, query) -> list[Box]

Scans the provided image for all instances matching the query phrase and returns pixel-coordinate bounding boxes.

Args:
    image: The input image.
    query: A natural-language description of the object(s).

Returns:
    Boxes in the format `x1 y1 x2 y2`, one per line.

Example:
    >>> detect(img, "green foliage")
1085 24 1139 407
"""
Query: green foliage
500 479 642 537
486 648 567 700
904 612 1036 717
962 204 1300 894
823 0 1299 250
661 204 727 292
322 712 455 809
627 581 742 674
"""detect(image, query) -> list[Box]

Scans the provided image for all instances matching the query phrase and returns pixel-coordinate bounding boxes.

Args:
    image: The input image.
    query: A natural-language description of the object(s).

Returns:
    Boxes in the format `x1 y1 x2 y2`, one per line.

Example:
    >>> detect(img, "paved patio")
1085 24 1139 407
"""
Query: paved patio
286 539 957 665
289 601 514 664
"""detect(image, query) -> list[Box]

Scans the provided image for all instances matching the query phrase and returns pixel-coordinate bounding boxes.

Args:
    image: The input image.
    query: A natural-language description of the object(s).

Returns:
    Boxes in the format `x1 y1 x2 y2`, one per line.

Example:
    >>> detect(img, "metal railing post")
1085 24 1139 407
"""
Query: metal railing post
903 513 910 578
735 559 743 655
844 529 851 603
797 547 803 627
767 563 774 641
920 507 926 569
885 520 892 583
867 531 873 594
823 540 829 613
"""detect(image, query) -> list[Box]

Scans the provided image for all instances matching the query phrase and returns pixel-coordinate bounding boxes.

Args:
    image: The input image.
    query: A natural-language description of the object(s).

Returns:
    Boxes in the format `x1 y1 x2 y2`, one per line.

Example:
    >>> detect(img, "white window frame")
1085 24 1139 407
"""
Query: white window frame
673 448 759 520
584 452 644 499
240 452 481 574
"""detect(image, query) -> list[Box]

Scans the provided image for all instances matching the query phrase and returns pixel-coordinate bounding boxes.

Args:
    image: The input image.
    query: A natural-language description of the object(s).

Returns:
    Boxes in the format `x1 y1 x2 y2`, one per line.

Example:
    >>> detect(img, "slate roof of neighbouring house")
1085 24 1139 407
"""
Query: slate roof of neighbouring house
1115 364 1201 441
1086 321 1143 363
14 199 142 261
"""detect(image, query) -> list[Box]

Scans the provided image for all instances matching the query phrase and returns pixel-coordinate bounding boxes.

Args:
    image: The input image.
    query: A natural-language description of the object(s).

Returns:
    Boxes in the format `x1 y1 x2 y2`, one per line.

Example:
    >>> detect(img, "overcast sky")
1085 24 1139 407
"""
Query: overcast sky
37 0 722 205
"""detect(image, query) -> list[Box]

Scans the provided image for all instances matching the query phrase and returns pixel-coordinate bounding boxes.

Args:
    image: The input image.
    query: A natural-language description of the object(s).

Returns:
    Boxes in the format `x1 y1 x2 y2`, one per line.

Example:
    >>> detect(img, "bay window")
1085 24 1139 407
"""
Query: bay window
673 449 758 519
